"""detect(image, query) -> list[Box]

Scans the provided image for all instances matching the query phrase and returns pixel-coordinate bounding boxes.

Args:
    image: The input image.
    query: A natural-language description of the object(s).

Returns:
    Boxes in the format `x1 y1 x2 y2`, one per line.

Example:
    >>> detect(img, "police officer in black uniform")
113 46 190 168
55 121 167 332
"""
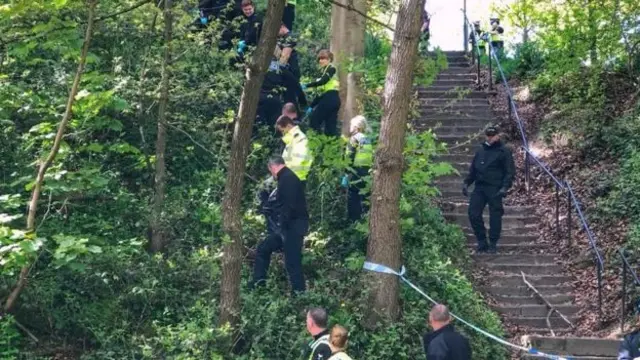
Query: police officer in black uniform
619 299 640 359
463 126 515 253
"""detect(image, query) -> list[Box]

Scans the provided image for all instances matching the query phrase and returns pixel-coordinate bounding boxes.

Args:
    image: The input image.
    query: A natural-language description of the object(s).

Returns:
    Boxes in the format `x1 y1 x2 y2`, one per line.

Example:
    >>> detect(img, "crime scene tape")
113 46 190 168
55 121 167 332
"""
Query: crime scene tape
362 261 575 360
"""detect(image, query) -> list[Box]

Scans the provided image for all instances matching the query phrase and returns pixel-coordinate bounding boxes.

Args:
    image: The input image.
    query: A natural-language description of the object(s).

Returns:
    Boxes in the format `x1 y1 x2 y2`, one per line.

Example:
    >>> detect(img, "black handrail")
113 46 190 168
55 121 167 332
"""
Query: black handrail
460 10 607 322
619 248 640 332
462 13 482 85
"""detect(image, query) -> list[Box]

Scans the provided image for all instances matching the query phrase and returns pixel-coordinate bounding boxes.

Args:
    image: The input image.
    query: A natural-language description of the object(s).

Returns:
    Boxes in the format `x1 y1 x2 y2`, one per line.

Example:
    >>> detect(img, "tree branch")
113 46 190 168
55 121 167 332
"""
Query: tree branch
324 0 395 32
521 271 575 331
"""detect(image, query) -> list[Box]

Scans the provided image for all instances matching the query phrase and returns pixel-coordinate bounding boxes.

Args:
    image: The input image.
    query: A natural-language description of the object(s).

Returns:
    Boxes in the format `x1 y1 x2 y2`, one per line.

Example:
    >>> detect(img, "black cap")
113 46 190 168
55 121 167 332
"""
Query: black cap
485 126 499 136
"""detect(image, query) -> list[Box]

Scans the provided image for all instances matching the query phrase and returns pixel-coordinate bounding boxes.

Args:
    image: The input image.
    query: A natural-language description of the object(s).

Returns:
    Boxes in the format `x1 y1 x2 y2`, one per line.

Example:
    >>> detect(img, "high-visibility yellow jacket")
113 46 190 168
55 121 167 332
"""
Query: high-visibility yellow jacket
346 132 373 168
328 352 353 360
282 126 312 181
490 27 504 42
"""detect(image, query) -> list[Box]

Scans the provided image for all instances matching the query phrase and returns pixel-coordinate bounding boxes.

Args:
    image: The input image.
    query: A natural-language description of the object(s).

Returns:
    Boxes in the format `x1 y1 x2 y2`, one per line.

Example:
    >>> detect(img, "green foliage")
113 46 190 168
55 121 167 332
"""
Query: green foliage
0 316 22 359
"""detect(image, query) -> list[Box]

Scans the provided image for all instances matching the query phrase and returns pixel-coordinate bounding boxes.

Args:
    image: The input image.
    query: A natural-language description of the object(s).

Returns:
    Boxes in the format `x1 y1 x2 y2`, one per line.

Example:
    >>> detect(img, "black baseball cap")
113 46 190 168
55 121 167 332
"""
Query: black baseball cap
485 126 499 136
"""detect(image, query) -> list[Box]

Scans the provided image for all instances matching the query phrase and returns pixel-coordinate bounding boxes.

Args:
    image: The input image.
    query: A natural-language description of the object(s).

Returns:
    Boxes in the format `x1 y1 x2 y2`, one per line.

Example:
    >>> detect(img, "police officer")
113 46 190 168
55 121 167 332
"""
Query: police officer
463 126 515 253
275 115 312 185
343 115 373 222
489 17 505 55
251 156 308 293
304 308 332 360
618 299 640 359
303 49 340 136
237 0 262 50
471 20 486 56
423 305 472 360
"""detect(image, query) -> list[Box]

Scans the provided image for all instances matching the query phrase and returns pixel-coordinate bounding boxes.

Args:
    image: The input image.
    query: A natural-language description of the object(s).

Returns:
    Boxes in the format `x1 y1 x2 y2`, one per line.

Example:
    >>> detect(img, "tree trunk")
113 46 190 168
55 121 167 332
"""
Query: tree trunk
342 0 368 134
218 0 287 328
330 0 348 126
4 0 99 314
150 0 173 253
365 0 423 323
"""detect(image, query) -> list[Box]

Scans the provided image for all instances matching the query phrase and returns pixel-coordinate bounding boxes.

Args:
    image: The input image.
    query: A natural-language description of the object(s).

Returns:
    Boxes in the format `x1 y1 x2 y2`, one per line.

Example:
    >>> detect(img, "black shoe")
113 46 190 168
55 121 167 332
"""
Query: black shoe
487 243 497 254
476 243 488 253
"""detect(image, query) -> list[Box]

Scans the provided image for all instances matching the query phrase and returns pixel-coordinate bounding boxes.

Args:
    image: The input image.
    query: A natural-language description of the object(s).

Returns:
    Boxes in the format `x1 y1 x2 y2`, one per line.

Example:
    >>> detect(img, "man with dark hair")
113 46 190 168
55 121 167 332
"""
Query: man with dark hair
304 308 332 360
251 156 308 293
237 0 262 54
423 304 472 360
463 126 515 253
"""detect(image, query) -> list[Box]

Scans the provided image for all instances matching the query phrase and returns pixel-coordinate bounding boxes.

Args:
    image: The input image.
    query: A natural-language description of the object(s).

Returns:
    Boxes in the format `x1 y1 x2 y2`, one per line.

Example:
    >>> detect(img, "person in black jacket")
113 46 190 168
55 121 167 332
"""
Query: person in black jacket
463 126 515 253
303 49 340 136
423 304 472 360
303 308 333 360
618 299 640 360
251 156 309 293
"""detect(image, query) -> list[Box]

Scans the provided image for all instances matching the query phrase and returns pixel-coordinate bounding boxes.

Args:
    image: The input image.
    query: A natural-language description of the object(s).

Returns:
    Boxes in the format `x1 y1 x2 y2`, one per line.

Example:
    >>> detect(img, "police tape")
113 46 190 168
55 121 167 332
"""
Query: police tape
362 261 574 360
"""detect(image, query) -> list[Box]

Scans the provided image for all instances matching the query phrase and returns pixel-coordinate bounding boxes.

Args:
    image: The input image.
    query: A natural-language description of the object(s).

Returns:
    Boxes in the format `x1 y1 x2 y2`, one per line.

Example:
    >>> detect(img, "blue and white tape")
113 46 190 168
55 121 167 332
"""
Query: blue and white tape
363 261 574 360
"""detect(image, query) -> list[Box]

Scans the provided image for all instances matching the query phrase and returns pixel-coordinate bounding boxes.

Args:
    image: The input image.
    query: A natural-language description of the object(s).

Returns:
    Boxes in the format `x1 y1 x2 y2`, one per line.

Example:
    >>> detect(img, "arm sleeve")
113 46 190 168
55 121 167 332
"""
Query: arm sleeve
502 147 516 190
464 152 478 186
618 337 632 360
426 341 448 360
306 66 336 88
277 175 295 228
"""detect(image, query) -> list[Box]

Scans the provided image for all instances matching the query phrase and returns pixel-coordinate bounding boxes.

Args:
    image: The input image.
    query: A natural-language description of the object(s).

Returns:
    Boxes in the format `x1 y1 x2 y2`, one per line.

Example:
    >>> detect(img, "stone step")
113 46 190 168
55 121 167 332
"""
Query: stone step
490 292 574 306
423 85 478 92
507 316 577 329
443 213 538 228
418 118 495 128
483 283 573 296
432 79 476 86
421 104 492 112
442 202 535 216
465 243 548 253
493 305 579 317
472 254 558 265
419 90 487 99
420 98 490 106
431 124 488 135
439 66 474 75
419 112 496 121
421 109 495 118
435 134 484 145
462 227 539 237
465 233 539 244
482 263 565 276
434 153 475 163
522 336 619 358
437 72 477 80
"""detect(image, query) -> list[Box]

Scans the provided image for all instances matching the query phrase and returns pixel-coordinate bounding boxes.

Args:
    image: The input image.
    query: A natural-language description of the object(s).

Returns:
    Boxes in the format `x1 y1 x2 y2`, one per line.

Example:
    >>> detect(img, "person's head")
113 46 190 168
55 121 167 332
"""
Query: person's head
275 115 296 134
490 18 500 28
329 325 349 353
317 49 333 67
349 115 370 135
485 126 500 144
306 307 328 336
267 156 286 178
473 20 481 30
241 0 254 17
428 304 451 331
282 103 298 120
279 23 290 36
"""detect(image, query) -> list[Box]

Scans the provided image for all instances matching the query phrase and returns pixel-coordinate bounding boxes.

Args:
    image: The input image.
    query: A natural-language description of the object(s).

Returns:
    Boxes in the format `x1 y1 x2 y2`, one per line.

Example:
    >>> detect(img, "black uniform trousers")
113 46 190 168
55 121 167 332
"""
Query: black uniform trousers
282 4 295 31
348 167 369 222
257 93 283 128
468 184 504 247
310 90 340 136
252 218 308 292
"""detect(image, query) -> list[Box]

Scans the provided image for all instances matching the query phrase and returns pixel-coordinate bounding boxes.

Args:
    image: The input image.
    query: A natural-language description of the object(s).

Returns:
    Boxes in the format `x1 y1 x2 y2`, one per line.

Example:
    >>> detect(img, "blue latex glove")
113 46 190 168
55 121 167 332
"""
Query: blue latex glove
305 107 313 117
301 84 308 91
200 17 208 25
237 40 247 54
341 175 349 188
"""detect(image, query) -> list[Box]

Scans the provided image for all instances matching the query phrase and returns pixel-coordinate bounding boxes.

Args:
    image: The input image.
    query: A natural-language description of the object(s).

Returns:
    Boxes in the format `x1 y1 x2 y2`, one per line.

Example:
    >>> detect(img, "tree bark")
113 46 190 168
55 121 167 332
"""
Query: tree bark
365 0 423 323
149 0 173 253
330 0 348 125
218 0 287 328
342 0 368 134
4 0 99 314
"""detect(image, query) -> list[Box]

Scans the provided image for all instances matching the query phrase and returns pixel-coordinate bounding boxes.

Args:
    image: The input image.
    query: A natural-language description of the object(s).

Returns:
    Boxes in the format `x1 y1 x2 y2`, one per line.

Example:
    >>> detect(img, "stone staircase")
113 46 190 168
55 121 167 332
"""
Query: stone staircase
417 51 618 359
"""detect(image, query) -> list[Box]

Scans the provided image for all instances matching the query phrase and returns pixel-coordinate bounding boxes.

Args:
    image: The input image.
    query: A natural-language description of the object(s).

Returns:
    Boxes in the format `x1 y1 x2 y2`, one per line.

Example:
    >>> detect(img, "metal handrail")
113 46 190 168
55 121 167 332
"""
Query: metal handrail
619 248 640 332
462 12 482 83
566 183 604 267
523 147 564 188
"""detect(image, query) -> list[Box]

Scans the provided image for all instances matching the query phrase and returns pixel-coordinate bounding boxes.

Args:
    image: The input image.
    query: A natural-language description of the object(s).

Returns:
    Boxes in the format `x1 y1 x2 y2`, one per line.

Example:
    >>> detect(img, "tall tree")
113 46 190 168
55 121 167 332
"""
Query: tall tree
150 0 173 253
342 0 368 133
4 0 99 313
365 0 423 322
218 0 287 328
330 0 348 124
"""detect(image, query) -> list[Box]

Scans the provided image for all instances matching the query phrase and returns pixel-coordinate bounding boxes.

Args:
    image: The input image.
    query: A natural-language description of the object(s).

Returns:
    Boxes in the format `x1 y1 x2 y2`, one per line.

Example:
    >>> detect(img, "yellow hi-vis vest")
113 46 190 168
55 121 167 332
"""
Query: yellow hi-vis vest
328 352 354 360
347 132 373 168
287 0 296 5
282 126 312 181
308 334 330 360
317 64 339 94
490 28 503 42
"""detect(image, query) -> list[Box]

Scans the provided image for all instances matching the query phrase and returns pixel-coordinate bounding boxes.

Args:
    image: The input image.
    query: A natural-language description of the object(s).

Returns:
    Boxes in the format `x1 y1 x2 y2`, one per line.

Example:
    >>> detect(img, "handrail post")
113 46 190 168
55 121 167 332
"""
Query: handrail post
567 182 572 248
524 151 530 192
488 47 493 90
555 182 560 240
622 256 627 333
598 263 603 325
507 95 512 122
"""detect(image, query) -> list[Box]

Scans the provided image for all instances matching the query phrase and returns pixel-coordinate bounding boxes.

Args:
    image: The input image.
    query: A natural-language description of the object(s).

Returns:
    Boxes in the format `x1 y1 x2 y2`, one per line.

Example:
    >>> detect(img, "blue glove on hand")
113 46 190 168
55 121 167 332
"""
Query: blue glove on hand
200 17 208 25
237 40 247 54
301 84 308 91
305 107 313 117
341 175 349 188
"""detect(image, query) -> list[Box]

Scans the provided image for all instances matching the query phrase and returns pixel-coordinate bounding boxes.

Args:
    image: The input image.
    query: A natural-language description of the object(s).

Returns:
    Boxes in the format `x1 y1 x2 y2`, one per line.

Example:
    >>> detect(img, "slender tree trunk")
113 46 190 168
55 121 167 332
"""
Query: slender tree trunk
330 1 348 124
150 0 173 253
342 0 368 134
365 0 423 323
4 0 99 314
218 0 287 328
